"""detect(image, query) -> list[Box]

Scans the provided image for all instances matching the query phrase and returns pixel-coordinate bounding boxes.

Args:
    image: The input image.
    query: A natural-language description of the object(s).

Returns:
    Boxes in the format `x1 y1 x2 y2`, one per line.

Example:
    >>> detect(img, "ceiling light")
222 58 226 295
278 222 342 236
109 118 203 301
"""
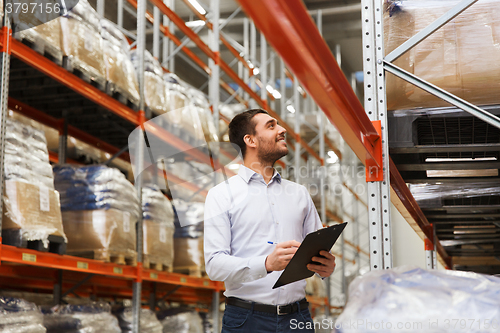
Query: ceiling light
228 164 240 170
425 157 497 162
266 85 274 94
246 60 254 69
427 169 498 178
187 0 206 15
272 90 282 99
253 67 260 75
297 86 305 94
186 20 206 28
287 105 295 113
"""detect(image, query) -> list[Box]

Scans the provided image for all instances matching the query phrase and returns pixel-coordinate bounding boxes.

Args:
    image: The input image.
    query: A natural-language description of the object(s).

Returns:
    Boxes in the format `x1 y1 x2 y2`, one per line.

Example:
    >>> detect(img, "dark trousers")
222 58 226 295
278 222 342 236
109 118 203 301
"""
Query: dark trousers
221 303 315 333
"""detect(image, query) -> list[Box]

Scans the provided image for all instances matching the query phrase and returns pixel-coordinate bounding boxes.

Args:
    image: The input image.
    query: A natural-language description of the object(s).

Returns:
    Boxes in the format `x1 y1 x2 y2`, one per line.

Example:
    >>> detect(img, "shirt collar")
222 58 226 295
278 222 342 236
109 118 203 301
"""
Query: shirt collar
238 165 282 184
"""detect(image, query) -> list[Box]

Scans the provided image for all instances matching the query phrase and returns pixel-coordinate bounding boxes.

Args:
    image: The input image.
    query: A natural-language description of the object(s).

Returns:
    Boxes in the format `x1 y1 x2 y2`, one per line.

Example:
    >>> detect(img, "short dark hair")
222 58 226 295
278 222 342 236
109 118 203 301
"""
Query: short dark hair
228 109 269 158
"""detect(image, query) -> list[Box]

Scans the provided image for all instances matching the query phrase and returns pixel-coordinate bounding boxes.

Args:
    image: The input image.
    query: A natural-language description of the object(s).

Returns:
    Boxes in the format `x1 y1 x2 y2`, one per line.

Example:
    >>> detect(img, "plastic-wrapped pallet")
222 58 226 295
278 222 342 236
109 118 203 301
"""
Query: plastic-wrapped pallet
130 49 163 77
384 0 500 111
11 0 64 63
113 307 163 333
2 119 67 250
101 19 140 106
142 185 175 271
131 51 167 114
188 88 219 144
172 199 205 277
163 73 188 131
156 309 203 333
61 0 105 86
336 266 500 333
53 164 139 262
0 297 46 333
43 302 121 333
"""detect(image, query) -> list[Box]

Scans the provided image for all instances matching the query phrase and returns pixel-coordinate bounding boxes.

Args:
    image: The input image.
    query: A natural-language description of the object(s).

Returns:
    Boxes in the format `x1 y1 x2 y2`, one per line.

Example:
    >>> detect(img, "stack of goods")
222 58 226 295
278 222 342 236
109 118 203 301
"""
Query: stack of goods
142 185 175 271
0 297 46 333
384 0 500 111
101 19 140 106
61 0 106 86
188 87 219 144
53 164 139 263
156 309 204 333
43 302 121 333
2 119 67 252
163 74 189 133
113 307 163 333
11 0 64 64
336 266 500 333
131 50 167 114
172 199 205 277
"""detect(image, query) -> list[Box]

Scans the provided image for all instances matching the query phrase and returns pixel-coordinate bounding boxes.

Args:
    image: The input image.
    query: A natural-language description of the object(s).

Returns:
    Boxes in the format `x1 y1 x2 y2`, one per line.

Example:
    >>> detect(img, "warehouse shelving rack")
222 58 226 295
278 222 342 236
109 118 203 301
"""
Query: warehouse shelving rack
0 0 371 330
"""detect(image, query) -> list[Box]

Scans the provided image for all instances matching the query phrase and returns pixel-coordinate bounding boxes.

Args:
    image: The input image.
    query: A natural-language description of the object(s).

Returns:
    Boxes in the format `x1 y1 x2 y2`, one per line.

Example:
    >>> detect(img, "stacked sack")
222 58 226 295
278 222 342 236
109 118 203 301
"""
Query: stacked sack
187 87 218 145
2 119 67 250
113 307 162 333
101 19 140 106
53 164 140 262
162 74 191 137
43 302 121 333
131 50 166 114
172 199 205 277
11 0 64 61
156 309 204 333
0 297 46 333
142 185 175 271
61 0 106 84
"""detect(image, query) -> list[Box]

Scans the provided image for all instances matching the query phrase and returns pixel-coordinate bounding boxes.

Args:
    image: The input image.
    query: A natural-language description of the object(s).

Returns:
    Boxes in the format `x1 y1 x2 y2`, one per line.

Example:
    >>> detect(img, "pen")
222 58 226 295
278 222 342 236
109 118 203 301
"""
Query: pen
267 241 277 245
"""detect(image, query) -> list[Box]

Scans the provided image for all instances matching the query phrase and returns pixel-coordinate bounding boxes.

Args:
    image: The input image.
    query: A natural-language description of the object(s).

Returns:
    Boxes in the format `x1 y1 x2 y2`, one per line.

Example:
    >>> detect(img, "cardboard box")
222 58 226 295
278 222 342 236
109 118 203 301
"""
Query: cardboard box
173 237 204 269
62 208 137 259
2 180 65 240
143 219 174 267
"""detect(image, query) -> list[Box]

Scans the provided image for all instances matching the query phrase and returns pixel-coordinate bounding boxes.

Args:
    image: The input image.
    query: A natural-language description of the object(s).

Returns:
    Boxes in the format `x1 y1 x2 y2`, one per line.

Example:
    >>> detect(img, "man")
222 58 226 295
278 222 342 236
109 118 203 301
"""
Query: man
204 109 336 333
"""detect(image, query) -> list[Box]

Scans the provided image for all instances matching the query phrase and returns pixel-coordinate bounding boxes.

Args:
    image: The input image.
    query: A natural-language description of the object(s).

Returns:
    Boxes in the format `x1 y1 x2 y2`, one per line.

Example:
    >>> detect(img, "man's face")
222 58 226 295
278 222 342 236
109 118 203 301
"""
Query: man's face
252 113 288 163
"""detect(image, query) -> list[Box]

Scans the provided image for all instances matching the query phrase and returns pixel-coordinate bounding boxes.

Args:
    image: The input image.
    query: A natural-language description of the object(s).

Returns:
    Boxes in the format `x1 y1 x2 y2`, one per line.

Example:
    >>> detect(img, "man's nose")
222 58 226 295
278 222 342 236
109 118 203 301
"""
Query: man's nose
278 125 286 135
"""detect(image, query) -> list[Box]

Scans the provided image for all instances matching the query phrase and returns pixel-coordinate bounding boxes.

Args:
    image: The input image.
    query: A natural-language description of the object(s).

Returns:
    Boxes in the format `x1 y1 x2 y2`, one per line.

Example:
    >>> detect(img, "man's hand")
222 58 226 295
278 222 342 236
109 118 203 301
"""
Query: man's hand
265 240 301 272
307 251 336 278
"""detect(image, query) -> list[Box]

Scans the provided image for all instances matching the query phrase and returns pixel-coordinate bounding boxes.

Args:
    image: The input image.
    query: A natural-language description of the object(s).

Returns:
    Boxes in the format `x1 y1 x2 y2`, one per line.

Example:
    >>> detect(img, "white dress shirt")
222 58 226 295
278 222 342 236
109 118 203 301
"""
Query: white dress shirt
204 165 323 305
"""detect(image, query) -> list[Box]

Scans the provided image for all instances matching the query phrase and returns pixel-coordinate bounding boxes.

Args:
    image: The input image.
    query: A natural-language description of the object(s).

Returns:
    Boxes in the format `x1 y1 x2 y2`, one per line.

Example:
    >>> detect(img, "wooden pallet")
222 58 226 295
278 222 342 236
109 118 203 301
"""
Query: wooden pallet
143 255 173 272
1 229 67 255
63 56 106 91
66 250 137 266
105 82 140 111
173 266 206 278
13 31 63 66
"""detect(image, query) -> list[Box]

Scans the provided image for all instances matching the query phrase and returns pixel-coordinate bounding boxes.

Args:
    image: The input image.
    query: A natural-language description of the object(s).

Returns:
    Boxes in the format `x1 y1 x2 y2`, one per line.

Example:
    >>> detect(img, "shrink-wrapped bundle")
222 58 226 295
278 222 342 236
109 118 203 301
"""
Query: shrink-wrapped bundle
0 297 46 333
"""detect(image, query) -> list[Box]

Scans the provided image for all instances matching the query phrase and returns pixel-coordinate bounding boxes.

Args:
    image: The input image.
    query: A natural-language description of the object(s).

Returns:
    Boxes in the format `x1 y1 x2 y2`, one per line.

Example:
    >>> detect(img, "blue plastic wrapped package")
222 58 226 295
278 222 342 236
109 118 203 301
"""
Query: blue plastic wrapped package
43 302 121 333
0 297 46 333
336 266 500 333
53 164 140 220
112 307 162 333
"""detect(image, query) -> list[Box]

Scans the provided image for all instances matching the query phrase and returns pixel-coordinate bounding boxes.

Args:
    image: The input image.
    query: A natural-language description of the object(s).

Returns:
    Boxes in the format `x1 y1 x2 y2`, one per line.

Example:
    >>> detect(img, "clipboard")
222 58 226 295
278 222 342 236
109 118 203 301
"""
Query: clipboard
273 222 348 289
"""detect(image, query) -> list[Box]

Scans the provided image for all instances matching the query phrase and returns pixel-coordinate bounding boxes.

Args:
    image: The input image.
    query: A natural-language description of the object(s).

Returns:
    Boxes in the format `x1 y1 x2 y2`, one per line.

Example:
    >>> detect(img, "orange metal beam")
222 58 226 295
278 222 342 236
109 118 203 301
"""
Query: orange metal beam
342 182 368 208
326 210 343 223
236 0 382 170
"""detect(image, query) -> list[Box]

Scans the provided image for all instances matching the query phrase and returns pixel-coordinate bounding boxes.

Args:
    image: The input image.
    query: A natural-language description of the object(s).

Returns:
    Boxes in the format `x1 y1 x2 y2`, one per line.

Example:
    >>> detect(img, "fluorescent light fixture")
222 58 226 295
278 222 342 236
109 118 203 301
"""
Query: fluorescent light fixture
228 164 240 170
425 157 497 162
297 86 305 94
186 20 206 28
327 151 337 158
272 90 282 99
187 0 206 15
427 169 498 178
266 85 274 94
247 60 254 69
327 151 339 164
287 105 295 113
253 67 260 75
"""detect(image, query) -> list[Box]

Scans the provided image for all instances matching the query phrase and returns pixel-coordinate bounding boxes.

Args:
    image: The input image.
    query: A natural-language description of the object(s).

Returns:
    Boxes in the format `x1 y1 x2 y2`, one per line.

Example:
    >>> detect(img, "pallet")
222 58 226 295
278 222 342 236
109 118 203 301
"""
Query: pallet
67 250 137 266
106 82 140 111
13 31 63 66
143 255 173 272
2 229 67 255
173 266 206 278
63 56 106 91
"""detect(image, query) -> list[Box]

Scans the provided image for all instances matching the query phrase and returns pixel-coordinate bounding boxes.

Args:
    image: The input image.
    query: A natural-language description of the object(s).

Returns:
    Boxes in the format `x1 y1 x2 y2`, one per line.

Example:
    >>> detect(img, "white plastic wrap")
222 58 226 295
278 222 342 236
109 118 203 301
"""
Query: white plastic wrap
157 309 203 333
43 302 121 333
0 297 46 333
130 49 163 76
336 266 500 333
188 88 219 144
67 0 101 32
113 307 162 333
408 182 500 207
4 118 53 189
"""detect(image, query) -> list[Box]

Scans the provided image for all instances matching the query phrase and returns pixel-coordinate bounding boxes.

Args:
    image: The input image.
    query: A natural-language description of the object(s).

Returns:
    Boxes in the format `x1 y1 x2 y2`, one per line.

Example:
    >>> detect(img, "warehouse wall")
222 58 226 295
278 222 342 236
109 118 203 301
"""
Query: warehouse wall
391 204 444 270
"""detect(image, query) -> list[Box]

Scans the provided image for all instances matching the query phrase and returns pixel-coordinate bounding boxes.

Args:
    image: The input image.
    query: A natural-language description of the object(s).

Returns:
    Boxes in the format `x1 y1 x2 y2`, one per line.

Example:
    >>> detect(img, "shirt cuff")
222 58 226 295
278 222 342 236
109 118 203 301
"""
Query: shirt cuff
248 255 268 280
315 272 326 280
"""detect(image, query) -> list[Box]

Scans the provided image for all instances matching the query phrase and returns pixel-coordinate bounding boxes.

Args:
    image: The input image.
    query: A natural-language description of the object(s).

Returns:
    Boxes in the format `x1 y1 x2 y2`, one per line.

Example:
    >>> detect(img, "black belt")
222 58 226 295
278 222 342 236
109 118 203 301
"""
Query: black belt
226 297 308 316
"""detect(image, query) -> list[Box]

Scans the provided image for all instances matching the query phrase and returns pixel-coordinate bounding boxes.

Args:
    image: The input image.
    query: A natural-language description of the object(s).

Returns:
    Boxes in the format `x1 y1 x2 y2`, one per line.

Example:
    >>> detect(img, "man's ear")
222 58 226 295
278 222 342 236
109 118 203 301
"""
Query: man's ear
243 134 257 149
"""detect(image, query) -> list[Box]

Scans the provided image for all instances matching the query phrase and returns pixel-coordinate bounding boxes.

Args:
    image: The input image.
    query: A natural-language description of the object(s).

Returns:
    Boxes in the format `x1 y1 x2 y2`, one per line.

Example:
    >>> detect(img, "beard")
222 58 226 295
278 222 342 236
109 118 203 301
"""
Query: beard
256 136 289 164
